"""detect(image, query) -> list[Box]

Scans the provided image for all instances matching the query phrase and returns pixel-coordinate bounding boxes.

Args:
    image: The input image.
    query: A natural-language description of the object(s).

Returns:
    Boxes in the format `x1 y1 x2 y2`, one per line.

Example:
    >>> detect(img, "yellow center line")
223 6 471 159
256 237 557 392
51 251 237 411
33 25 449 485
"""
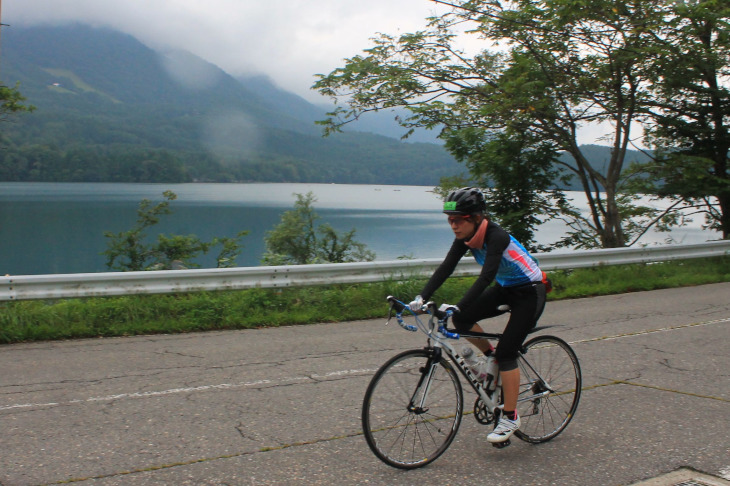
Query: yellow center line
567 317 730 346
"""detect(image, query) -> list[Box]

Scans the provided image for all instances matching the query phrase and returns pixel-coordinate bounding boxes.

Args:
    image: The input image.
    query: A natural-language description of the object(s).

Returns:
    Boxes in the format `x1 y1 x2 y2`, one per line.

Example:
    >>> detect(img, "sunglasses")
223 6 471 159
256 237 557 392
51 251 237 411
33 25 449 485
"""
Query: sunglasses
447 215 472 225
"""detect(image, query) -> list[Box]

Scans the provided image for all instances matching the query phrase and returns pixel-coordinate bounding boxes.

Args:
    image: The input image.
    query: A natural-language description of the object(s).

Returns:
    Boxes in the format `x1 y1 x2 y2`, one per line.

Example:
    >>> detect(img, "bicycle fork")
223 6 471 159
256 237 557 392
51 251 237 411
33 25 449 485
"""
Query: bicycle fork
407 348 442 414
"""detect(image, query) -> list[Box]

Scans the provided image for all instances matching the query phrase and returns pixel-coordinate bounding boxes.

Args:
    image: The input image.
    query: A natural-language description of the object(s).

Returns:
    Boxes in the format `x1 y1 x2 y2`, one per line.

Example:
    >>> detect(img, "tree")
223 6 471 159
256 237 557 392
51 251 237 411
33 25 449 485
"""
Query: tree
0 83 34 122
262 192 375 265
103 191 248 271
636 0 730 239
443 130 569 251
313 0 710 248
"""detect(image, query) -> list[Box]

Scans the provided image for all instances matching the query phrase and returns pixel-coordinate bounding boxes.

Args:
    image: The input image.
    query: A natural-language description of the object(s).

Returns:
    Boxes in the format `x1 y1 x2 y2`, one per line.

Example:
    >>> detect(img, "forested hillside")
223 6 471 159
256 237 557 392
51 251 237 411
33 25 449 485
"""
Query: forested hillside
0 25 461 185
0 25 649 187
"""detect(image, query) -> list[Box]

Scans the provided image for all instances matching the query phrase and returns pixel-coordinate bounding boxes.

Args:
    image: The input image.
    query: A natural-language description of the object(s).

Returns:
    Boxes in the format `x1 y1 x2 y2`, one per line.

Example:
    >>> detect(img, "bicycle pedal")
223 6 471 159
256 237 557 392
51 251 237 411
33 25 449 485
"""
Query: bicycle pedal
491 439 511 449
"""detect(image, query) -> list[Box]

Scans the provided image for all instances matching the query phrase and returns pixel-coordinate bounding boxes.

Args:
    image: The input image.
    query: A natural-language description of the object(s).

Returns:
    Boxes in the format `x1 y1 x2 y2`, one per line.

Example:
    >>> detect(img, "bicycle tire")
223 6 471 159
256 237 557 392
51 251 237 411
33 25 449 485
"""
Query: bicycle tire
362 348 463 469
514 335 582 443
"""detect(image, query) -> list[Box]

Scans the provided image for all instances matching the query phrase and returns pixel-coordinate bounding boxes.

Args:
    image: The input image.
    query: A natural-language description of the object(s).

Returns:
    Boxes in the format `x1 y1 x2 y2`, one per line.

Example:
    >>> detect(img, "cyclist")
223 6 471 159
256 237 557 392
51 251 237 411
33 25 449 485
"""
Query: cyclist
409 187 548 444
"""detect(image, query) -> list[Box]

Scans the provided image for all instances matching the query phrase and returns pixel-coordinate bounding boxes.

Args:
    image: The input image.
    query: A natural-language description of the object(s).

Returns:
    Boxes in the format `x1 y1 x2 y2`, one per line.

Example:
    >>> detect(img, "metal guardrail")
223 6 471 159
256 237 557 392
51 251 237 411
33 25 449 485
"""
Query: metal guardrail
1 240 729 301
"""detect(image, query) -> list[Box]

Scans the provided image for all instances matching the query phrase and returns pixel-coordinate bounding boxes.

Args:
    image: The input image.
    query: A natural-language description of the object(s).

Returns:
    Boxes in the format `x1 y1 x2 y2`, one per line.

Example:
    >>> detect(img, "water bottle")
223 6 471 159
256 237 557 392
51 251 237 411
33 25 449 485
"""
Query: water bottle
461 346 488 382
485 355 500 391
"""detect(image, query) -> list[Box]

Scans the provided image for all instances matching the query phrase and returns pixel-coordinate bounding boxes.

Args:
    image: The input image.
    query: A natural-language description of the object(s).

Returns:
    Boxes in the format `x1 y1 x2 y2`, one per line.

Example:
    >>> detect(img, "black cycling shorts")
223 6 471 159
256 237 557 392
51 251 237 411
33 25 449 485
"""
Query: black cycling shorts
452 282 546 371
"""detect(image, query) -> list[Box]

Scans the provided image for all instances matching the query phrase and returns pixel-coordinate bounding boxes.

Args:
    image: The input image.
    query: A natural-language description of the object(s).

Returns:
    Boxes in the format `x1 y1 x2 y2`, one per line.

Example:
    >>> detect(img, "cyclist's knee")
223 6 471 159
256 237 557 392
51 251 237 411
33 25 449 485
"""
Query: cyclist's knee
495 356 518 371
494 345 519 371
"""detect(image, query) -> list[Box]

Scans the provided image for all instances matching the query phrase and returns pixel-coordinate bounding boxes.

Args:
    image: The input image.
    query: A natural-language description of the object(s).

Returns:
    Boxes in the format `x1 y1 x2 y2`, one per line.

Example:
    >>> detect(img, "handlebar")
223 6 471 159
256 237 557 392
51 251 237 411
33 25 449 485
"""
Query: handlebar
386 296 460 339
386 296 417 332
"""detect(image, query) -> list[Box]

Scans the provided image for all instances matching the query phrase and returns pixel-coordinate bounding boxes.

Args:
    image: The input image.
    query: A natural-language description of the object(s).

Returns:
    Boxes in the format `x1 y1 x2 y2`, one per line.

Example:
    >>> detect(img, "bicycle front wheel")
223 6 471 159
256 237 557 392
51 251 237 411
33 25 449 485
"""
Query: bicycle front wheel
515 335 582 443
362 348 463 469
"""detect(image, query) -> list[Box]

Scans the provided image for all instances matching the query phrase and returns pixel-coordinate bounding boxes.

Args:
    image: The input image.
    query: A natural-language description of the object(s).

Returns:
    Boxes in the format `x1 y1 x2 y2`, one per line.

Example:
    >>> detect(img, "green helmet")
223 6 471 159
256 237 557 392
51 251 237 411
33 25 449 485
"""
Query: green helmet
443 187 486 215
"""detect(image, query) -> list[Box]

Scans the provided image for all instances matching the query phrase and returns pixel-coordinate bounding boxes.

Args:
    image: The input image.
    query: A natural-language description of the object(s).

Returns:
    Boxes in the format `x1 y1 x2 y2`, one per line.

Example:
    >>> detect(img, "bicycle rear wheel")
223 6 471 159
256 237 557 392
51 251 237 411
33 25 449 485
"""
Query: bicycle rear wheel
514 335 581 443
362 348 463 469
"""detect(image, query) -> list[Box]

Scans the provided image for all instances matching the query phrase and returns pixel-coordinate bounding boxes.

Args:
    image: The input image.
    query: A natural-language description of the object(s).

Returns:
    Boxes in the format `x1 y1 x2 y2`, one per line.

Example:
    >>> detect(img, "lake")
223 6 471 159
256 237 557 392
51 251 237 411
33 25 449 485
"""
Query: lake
0 182 715 275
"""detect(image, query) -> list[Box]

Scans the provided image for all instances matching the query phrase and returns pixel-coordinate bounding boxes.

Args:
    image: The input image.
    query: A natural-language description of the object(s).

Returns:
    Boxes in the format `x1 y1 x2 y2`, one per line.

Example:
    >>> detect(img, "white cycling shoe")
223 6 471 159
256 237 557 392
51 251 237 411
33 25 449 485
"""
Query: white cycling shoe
487 415 520 443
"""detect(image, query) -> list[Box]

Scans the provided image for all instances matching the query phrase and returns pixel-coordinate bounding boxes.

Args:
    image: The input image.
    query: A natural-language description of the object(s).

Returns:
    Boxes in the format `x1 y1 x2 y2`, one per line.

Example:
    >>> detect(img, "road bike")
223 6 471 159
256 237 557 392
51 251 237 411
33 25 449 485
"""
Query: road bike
362 296 582 469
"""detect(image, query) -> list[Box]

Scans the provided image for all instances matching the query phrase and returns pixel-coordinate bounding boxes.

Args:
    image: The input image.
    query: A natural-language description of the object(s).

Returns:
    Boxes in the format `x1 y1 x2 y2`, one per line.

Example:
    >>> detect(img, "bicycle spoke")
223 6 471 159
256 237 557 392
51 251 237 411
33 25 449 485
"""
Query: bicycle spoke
514 336 581 443
362 349 463 469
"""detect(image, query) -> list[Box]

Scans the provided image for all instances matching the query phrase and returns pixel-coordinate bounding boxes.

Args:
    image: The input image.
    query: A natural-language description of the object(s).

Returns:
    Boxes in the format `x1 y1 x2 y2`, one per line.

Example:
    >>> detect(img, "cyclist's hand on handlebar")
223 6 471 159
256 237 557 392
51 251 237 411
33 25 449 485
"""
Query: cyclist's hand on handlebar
408 295 424 312
438 303 460 314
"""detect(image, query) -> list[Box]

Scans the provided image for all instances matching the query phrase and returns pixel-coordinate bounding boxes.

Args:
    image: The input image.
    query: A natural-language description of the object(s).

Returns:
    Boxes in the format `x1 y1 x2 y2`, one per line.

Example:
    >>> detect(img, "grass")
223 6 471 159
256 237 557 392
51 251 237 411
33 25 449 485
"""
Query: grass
1 256 729 344
42 68 122 103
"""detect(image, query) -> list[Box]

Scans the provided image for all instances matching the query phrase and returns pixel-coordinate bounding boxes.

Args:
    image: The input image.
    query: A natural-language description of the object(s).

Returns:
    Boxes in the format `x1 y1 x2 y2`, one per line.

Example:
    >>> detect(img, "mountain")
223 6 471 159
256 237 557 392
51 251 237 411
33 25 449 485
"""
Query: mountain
0 24 461 184
235 75 442 144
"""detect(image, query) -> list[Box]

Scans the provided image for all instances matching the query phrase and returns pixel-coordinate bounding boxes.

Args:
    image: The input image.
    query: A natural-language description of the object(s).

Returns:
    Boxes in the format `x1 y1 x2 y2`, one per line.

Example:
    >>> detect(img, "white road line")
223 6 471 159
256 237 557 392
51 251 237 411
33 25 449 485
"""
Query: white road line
1 317 727 413
0 369 379 412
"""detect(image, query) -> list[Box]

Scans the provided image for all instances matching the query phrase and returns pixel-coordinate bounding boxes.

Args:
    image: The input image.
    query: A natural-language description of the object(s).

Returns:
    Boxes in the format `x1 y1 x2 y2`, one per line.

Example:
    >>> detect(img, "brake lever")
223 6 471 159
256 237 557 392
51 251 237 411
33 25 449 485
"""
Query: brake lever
385 303 395 325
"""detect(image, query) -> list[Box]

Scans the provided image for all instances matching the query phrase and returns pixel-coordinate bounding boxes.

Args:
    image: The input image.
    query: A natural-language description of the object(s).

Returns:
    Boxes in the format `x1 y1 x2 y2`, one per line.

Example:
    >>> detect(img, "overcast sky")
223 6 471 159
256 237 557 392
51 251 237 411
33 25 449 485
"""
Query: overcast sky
5 0 454 103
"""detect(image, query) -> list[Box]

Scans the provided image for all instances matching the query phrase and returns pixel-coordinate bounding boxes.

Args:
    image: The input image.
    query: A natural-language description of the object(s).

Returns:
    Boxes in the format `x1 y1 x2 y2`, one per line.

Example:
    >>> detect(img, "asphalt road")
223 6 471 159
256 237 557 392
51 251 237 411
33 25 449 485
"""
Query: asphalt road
1 282 729 486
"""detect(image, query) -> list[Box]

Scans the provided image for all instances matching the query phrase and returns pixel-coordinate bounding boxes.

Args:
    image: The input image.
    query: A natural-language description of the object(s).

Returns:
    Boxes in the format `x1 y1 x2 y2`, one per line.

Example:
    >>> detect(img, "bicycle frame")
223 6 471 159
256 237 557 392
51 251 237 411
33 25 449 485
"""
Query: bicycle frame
388 298 503 416
388 297 560 414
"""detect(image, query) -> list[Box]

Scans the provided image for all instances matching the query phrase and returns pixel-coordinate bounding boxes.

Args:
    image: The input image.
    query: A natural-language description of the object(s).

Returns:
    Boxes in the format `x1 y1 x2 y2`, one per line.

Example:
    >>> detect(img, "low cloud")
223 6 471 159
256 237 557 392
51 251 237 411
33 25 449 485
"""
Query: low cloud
6 0 447 102
202 112 262 159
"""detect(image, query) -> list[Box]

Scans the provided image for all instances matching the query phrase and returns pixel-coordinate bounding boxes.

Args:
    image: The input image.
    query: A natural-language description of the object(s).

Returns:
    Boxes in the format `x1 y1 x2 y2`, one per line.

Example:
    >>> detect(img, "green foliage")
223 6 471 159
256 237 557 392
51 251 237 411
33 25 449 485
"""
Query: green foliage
314 0 729 248
637 0 730 238
149 234 214 270
0 126 460 186
1 256 728 344
628 154 729 238
434 175 472 199
0 82 35 121
215 232 249 268
444 130 570 251
262 192 375 265
262 192 318 265
316 224 375 264
102 190 248 270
